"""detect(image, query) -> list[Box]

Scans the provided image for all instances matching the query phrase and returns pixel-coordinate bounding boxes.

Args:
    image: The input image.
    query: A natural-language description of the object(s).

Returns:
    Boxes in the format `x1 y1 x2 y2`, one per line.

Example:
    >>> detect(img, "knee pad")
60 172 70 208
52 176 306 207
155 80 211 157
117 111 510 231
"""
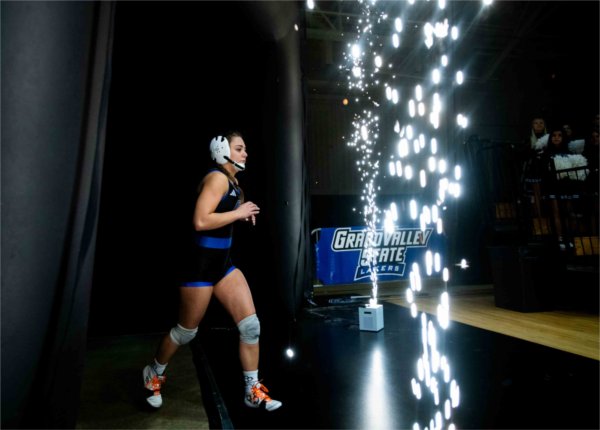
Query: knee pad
237 314 260 344
169 323 198 346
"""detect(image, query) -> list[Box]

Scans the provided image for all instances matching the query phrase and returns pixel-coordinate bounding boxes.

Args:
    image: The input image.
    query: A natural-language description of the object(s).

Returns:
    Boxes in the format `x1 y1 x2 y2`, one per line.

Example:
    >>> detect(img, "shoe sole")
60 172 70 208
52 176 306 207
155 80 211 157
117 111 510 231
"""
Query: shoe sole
244 399 282 412
265 400 282 412
146 394 163 409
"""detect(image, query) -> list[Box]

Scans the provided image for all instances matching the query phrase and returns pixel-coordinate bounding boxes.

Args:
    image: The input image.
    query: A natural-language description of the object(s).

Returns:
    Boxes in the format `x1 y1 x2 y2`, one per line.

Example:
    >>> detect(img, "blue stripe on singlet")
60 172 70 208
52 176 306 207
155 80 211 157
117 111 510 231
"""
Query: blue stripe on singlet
224 266 236 277
196 236 232 249
182 281 213 287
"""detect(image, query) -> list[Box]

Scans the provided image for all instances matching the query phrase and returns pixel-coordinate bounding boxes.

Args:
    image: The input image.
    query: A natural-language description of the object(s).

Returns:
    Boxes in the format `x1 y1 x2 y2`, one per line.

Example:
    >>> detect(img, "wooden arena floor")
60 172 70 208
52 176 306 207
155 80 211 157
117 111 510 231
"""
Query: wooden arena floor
385 289 599 361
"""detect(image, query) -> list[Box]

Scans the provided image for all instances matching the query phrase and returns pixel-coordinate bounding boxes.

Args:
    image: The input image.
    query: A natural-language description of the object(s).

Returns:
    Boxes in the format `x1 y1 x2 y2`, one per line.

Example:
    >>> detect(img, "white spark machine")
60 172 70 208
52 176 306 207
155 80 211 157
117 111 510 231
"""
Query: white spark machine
358 304 384 332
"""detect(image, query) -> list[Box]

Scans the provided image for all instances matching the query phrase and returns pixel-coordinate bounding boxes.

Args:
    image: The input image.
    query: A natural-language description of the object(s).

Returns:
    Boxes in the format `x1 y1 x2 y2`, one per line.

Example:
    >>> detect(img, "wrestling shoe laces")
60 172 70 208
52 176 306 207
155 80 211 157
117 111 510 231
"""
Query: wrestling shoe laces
143 365 166 408
244 381 282 411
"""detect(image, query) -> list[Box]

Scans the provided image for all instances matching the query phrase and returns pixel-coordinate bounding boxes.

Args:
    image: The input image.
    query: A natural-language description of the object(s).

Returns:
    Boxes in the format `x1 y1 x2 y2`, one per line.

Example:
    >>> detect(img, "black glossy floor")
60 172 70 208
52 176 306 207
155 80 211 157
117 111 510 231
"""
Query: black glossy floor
193 301 599 429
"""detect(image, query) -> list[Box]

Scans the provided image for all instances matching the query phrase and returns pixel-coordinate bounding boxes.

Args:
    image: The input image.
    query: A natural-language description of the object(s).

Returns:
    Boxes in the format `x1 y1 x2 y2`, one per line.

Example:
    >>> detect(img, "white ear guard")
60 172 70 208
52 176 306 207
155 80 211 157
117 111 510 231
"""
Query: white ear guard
210 136 230 165
209 135 246 171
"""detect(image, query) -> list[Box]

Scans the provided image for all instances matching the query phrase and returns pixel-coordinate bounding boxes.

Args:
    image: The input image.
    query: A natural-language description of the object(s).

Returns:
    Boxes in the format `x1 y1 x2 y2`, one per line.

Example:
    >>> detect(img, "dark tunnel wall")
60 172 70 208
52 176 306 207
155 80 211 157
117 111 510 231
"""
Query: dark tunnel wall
89 1 307 335
1 2 114 427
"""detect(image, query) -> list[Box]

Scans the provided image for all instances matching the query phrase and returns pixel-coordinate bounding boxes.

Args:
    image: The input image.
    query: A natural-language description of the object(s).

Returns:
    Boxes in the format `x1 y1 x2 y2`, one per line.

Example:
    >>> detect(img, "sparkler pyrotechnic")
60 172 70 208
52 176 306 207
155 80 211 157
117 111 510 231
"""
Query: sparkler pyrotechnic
308 0 494 427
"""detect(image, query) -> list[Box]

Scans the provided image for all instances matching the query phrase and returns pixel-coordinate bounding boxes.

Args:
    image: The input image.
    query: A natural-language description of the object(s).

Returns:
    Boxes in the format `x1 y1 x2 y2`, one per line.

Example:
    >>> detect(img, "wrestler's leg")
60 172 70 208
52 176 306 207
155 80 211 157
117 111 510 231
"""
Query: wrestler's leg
144 285 213 408
213 269 257 370
156 286 214 364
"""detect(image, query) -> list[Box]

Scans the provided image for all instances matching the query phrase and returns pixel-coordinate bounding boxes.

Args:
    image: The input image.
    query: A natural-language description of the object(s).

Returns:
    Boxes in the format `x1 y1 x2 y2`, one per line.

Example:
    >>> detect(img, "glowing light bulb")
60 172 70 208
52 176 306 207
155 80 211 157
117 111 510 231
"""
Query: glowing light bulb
286 348 295 358
430 138 438 154
456 70 464 85
410 303 418 317
410 199 417 220
398 138 409 158
384 214 395 234
361 125 369 140
417 359 425 381
396 160 403 176
394 17 403 32
415 85 423 101
451 26 459 40
438 159 447 174
454 165 462 180
426 250 433 275
306 0 315 10
432 205 439 222
428 156 437 172
423 205 431 224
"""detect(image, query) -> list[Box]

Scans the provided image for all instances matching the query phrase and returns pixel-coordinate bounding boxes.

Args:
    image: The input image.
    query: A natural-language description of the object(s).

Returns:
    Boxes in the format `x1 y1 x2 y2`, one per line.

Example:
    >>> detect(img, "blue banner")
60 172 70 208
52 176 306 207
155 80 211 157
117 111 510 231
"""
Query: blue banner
315 226 447 285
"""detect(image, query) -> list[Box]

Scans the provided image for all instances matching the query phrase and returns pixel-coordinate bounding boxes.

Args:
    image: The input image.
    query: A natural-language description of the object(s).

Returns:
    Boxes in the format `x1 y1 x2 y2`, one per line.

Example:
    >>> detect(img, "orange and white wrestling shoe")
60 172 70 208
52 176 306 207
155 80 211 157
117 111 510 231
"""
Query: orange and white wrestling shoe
143 365 166 408
244 381 282 411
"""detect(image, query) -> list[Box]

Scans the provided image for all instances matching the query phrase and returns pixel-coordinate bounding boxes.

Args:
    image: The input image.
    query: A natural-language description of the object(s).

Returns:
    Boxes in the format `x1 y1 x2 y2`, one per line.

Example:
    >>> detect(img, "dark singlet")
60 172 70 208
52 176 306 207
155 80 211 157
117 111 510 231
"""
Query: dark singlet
181 169 241 287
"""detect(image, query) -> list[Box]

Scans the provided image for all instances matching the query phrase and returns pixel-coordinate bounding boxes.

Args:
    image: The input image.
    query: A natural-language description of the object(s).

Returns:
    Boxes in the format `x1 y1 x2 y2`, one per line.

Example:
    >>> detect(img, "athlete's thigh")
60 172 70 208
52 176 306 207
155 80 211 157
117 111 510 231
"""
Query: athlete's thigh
213 269 256 324
178 286 214 328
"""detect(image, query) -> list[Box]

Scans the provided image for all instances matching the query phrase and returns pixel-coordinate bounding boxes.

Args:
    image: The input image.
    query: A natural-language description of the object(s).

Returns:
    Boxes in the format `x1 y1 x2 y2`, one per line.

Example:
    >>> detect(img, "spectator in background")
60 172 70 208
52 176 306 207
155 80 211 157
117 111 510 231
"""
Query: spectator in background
546 126 571 158
562 123 574 143
529 116 549 151
521 116 549 175
521 116 549 219
542 126 571 194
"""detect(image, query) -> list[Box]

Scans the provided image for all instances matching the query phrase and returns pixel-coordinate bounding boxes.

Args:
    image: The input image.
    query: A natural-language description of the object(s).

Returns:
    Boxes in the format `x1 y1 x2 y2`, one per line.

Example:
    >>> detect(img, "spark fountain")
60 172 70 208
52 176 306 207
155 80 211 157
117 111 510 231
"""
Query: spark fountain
308 0 495 427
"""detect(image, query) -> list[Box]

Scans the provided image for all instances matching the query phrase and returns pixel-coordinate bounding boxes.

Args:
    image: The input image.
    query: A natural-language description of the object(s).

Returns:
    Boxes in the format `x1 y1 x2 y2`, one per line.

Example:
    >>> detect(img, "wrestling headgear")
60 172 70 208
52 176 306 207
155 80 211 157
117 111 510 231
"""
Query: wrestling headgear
209 135 245 171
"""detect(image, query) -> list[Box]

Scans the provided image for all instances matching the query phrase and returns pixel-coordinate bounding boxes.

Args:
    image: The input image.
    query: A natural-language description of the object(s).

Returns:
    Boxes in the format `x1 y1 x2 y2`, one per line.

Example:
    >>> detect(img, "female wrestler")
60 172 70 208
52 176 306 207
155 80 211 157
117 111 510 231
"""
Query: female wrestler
142 132 282 411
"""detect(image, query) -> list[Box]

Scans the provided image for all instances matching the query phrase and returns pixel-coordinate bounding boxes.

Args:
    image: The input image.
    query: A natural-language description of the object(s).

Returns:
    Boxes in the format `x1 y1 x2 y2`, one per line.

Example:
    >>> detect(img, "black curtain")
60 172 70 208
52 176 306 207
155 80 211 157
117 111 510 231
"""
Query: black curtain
1 2 115 427
246 1 310 322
